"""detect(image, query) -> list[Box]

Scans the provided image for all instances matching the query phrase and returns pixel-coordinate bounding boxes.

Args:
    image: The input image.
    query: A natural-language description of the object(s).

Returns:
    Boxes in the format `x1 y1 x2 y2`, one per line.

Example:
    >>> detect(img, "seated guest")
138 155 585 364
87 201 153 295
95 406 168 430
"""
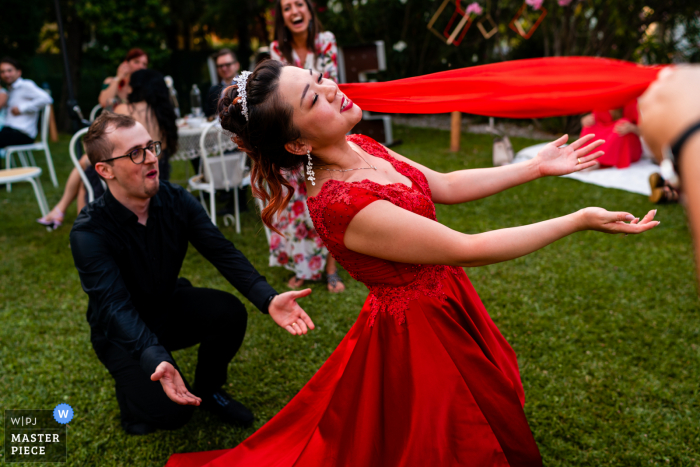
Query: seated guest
580 100 642 169
38 69 178 229
114 69 178 181
0 87 7 128
205 49 240 118
0 57 53 149
70 112 314 435
98 48 149 109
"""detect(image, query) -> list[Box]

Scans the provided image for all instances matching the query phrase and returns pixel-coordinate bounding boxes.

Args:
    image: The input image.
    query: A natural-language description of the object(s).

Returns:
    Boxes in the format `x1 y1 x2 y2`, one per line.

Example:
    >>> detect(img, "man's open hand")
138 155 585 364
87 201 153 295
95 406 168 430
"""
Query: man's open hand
151 362 201 406
269 289 315 335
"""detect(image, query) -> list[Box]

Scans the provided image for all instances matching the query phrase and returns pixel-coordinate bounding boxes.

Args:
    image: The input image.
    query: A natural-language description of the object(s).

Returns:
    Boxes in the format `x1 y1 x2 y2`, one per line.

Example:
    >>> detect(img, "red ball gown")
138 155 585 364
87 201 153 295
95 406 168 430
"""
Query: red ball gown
580 100 642 168
165 135 542 467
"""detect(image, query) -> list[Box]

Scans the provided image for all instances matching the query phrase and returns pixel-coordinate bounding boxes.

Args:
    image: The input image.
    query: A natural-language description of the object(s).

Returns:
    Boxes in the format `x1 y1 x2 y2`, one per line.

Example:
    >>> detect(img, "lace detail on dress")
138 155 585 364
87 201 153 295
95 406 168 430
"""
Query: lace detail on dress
367 265 461 326
307 135 461 327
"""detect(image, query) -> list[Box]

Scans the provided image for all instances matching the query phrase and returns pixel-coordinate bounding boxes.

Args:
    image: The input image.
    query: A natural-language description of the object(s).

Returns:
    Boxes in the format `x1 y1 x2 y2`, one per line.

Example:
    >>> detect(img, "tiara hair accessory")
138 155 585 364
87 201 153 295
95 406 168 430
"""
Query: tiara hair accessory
233 71 253 121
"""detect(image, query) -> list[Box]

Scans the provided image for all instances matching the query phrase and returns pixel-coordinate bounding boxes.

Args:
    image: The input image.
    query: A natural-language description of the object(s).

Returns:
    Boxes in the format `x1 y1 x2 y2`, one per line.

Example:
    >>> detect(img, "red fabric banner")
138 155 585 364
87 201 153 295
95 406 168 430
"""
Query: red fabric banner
338 57 662 118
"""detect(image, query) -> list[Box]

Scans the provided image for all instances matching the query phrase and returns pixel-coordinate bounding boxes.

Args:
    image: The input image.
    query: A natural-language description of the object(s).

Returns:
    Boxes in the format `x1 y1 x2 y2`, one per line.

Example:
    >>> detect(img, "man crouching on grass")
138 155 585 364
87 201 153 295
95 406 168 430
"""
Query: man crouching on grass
70 112 314 435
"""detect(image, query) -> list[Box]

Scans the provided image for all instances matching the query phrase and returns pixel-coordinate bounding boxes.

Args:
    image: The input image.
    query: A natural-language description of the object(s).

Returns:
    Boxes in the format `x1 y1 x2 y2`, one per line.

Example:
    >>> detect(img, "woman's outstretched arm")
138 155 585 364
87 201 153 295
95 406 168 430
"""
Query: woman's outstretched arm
387 134 604 205
344 201 657 268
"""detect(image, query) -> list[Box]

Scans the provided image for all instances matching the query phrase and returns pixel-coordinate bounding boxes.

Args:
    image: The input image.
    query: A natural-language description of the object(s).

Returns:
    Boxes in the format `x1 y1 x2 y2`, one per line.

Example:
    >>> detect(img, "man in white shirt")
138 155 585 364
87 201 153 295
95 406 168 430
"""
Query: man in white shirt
0 57 53 148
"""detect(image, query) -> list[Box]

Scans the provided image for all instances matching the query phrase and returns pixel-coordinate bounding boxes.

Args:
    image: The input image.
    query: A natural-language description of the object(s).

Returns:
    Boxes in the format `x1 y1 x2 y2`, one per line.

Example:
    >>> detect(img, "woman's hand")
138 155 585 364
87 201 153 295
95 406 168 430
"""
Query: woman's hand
535 134 605 177
116 61 131 80
268 289 315 335
581 113 595 128
577 207 659 234
614 120 638 136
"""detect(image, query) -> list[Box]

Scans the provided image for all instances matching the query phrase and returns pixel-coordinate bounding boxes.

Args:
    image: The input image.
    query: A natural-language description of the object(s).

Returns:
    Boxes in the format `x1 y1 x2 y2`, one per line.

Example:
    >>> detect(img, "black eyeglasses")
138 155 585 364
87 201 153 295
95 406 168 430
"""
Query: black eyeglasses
102 141 162 164
216 62 237 69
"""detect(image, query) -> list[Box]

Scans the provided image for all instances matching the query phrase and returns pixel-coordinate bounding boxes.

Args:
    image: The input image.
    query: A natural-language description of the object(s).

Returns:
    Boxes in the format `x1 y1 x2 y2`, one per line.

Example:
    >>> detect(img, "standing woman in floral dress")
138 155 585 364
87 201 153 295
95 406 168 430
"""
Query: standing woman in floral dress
268 0 344 293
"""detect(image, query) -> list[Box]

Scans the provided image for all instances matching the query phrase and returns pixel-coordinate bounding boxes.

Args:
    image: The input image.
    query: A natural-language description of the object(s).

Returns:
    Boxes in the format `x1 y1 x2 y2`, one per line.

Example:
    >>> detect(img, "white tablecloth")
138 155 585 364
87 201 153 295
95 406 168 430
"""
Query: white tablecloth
172 123 236 161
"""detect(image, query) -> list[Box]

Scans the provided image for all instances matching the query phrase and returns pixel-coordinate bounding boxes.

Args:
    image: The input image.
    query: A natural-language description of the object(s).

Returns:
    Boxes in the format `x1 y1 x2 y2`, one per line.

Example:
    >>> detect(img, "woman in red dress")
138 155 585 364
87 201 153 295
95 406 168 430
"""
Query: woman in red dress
580 100 642 168
166 61 658 467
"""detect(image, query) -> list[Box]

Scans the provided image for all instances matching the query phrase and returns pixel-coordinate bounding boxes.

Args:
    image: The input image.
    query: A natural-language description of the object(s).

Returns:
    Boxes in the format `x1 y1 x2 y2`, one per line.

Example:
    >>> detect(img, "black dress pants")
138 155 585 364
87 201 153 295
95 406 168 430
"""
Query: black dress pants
0 127 34 149
93 278 248 430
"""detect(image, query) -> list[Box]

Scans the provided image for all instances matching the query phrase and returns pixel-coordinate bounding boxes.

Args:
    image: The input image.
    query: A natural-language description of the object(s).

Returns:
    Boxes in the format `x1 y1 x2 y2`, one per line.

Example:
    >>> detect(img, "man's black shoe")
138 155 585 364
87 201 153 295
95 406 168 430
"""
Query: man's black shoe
199 389 254 427
122 420 158 436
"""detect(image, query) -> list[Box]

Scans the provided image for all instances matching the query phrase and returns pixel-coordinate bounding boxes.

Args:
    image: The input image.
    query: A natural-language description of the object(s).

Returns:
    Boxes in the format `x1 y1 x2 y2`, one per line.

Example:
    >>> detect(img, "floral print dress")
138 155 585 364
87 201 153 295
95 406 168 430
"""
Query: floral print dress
270 31 338 82
268 168 328 281
267 32 339 280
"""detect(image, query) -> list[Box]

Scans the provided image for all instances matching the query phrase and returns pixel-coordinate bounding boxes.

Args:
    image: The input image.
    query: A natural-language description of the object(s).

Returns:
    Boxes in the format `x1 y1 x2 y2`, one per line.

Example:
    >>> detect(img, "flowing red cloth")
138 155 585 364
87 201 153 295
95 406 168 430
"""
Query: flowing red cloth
338 57 661 118
165 135 542 467
580 100 642 168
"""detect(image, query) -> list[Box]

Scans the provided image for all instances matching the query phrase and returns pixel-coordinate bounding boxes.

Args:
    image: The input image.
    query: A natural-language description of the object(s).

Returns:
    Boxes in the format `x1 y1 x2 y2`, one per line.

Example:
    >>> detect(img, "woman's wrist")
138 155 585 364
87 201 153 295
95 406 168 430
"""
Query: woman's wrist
570 210 588 233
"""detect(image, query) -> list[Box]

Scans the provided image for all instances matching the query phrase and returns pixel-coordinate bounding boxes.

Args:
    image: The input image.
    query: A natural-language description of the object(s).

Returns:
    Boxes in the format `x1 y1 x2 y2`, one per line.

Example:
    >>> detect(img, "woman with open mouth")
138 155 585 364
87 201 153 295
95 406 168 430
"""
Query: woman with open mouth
165 59 659 467
267 0 345 293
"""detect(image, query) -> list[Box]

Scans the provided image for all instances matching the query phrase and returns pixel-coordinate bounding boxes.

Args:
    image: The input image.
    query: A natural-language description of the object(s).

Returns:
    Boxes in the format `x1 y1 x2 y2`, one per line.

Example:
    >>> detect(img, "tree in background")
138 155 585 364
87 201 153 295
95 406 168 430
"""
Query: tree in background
317 0 699 81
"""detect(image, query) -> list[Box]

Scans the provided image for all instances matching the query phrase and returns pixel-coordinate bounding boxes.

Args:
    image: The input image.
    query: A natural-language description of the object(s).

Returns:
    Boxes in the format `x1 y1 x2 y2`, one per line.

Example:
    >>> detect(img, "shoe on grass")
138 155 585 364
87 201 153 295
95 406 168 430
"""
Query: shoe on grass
199 389 254 428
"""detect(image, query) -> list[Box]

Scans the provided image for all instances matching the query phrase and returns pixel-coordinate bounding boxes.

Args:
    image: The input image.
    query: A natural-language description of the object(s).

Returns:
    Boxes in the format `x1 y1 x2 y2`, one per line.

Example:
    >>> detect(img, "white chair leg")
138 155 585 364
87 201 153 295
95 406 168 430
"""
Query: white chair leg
28 151 37 166
18 151 29 167
234 188 240 234
210 189 217 227
5 150 11 192
199 191 210 217
28 177 49 218
43 144 58 187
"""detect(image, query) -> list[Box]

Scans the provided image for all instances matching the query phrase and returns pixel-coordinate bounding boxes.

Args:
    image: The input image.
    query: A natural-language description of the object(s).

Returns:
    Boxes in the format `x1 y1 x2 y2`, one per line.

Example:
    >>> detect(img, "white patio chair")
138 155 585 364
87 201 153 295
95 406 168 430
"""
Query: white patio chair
188 120 247 233
5 104 57 191
89 104 103 122
0 167 50 230
69 127 105 203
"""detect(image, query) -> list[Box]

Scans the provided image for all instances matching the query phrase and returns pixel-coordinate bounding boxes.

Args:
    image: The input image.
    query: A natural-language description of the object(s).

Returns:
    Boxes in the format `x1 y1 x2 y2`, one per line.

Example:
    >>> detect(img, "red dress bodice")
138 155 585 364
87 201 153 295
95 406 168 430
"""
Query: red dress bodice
307 135 461 326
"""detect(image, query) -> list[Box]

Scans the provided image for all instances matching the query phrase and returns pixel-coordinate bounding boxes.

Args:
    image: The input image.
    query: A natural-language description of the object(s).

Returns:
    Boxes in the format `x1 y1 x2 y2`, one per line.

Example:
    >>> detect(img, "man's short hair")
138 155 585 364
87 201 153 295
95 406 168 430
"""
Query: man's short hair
212 48 237 63
0 56 21 70
84 112 137 167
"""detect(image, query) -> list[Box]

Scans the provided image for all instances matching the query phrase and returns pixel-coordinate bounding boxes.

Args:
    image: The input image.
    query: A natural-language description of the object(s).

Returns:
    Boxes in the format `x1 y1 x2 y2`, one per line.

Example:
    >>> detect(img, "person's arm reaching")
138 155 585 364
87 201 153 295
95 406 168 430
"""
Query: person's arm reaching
386 134 604 205
344 201 658 268
182 188 314 334
15 81 52 114
70 229 200 405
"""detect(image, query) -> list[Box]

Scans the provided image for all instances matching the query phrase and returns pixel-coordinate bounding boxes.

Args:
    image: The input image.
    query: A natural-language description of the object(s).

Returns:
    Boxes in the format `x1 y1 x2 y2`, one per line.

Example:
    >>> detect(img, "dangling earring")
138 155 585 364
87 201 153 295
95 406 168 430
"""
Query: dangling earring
306 149 316 186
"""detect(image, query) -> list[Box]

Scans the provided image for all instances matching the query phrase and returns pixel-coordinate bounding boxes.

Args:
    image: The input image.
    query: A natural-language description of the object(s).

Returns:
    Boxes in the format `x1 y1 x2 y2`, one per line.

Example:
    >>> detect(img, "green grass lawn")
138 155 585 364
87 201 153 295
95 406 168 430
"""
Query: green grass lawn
1 126 698 466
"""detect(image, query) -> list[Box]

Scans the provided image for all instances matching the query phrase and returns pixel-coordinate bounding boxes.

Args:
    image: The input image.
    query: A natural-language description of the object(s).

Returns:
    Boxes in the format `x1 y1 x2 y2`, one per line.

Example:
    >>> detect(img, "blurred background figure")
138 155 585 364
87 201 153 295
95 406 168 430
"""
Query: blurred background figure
98 48 149 109
580 100 642 169
270 0 338 82
205 49 240 118
0 87 7 129
267 0 344 293
38 70 177 229
0 57 53 149
639 66 700 286
114 69 178 181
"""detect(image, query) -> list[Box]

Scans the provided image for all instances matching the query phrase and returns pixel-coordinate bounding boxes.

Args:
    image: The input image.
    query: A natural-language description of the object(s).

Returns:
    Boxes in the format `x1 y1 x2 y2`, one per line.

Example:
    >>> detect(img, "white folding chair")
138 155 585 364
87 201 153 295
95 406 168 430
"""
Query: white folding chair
89 104 103 122
5 104 57 191
69 127 105 204
188 120 247 232
0 167 50 230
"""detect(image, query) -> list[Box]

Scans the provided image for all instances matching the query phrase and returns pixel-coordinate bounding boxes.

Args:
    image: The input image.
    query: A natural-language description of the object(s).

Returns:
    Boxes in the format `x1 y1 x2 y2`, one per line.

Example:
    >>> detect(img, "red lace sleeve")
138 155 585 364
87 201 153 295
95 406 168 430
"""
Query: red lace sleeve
308 182 384 253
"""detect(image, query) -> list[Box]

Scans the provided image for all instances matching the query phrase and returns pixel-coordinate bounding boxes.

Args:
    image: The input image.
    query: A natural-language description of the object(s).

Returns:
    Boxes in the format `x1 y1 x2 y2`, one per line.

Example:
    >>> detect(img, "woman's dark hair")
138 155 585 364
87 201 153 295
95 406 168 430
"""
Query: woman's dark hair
127 69 178 154
274 0 323 65
218 60 302 234
125 48 148 63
